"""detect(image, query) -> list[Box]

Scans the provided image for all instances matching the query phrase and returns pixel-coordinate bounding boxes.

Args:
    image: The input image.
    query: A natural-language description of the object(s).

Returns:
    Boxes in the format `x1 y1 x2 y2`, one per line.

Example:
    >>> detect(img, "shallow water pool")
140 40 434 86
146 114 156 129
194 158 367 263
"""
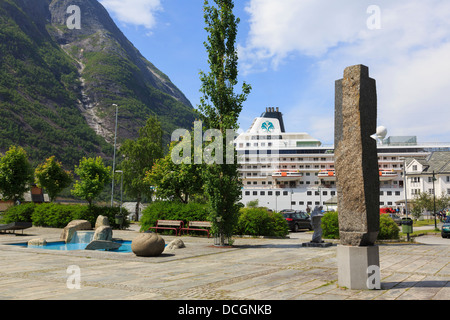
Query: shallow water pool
11 240 133 253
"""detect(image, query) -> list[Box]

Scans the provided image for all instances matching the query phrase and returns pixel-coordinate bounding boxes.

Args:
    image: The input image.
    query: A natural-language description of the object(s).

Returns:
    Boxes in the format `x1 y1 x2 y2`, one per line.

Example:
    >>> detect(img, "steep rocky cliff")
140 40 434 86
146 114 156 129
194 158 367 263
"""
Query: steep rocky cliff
0 0 195 166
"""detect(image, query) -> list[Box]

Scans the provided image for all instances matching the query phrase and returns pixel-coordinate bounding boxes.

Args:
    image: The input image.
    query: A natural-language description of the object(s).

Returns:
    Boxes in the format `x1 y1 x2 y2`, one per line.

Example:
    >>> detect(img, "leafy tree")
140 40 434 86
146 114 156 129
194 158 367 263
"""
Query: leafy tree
145 141 204 204
0 146 34 203
119 116 164 220
198 0 251 245
71 157 111 206
35 156 73 202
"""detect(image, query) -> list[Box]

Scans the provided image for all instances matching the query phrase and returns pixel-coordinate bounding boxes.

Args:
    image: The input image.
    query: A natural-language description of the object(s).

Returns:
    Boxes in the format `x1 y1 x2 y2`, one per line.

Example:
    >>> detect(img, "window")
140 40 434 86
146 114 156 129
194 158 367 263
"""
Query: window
283 191 288 196
412 165 417 171
395 191 401 196
268 191 273 196
260 191 265 196
291 201 296 206
307 191 312 196
252 191 257 196
245 191 250 196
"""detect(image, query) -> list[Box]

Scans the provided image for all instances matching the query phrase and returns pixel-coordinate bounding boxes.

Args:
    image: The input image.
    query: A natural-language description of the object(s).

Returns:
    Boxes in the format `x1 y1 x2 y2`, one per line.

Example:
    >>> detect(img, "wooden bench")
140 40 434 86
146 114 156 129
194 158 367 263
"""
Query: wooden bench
148 220 184 236
181 221 212 238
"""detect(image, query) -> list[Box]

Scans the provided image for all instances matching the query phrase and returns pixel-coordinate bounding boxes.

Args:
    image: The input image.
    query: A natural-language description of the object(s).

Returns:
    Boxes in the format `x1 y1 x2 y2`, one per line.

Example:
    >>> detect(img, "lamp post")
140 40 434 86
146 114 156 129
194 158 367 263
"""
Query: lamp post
400 157 409 218
433 171 437 229
115 170 123 214
111 104 118 207
114 169 124 229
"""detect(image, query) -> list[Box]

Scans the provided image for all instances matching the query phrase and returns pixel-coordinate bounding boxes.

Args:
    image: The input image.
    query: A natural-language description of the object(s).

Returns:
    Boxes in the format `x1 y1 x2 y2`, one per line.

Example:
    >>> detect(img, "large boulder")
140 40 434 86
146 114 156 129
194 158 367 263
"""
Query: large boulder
28 238 47 246
60 220 92 243
93 226 113 241
95 215 110 229
85 240 121 251
131 233 165 257
165 238 185 251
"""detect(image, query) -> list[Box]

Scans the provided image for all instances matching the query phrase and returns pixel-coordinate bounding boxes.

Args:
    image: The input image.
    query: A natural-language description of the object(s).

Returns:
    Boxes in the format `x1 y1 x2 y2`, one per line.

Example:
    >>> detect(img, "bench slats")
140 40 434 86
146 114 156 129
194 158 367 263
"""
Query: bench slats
181 221 212 238
148 220 184 236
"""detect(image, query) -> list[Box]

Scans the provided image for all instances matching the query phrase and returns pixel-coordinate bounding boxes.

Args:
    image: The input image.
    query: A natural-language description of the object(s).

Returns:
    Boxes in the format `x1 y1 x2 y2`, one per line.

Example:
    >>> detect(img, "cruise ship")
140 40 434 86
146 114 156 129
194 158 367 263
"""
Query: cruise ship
236 108 450 212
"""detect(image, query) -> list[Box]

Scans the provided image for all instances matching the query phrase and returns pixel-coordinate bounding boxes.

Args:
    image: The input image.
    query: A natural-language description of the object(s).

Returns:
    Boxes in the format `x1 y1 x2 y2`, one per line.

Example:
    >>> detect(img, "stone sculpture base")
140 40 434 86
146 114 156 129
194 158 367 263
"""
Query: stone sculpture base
337 245 380 290
301 242 333 248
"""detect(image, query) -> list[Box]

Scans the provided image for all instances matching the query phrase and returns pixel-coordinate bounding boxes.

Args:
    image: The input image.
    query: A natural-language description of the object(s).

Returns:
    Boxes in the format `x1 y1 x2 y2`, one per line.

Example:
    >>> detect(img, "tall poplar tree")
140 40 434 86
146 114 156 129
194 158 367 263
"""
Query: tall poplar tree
198 0 251 245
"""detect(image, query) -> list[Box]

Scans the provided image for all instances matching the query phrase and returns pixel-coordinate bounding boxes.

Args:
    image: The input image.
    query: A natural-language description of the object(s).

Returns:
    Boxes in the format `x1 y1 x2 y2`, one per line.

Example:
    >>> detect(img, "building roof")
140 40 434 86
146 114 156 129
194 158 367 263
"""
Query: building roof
409 151 450 174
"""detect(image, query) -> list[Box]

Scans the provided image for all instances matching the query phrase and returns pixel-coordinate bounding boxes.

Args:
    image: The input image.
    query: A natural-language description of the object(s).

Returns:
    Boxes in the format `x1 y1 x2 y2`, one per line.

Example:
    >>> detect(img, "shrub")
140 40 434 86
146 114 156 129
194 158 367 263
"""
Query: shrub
235 208 289 237
322 211 340 239
5 202 130 229
1 203 36 223
378 214 400 240
321 211 400 240
139 201 210 232
32 203 74 228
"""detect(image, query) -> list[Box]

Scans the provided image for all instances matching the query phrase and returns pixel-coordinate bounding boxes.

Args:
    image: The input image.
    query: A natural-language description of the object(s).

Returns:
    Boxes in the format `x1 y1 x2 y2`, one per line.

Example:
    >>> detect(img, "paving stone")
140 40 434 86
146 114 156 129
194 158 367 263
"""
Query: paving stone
0 226 448 300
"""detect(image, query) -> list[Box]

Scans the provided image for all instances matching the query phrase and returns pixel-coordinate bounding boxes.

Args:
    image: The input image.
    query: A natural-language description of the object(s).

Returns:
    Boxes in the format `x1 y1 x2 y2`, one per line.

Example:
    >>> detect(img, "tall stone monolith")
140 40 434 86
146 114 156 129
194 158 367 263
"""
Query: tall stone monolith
335 65 381 290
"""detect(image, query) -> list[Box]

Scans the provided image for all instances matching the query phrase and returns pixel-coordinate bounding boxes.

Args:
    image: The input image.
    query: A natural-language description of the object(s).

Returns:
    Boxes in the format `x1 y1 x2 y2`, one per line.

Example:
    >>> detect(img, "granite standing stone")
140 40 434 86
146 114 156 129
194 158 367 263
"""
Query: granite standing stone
335 64 381 290
335 65 380 247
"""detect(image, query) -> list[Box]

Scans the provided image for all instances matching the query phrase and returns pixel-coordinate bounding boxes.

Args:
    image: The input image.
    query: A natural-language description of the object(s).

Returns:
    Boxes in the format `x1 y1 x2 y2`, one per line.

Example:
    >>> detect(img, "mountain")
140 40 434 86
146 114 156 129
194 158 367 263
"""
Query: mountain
0 0 196 167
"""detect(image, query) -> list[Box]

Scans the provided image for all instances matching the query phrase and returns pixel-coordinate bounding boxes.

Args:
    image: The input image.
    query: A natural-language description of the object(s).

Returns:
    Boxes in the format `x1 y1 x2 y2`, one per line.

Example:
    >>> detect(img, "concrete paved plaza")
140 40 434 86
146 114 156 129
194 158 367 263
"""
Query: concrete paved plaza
0 225 448 301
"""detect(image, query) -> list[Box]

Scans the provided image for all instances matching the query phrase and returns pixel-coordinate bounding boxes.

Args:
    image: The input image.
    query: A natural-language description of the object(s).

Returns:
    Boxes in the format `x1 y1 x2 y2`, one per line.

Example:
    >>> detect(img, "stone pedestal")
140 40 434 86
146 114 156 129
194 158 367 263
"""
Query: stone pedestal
337 245 380 290
301 241 333 248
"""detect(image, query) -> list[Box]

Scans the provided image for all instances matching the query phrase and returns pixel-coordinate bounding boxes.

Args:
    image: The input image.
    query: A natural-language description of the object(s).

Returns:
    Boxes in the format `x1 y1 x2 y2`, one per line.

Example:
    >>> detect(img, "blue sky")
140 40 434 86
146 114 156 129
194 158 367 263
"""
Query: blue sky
99 0 450 144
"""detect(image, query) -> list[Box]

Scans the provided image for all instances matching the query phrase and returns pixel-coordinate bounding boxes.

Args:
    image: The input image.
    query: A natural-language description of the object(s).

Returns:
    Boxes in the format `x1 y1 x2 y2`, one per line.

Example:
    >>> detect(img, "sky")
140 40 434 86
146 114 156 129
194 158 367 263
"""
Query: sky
99 0 450 145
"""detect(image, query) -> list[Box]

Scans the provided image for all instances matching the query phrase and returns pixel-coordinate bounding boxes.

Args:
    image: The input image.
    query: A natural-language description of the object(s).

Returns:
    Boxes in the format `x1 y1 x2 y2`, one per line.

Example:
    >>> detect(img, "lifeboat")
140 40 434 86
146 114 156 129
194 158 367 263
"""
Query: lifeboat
272 170 303 179
379 170 398 181
318 169 336 181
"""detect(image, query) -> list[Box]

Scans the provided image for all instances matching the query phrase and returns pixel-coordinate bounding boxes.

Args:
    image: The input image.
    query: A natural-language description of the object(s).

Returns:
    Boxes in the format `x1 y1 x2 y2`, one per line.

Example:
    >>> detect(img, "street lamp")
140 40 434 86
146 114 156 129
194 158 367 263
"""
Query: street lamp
400 157 409 218
115 169 124 229
111 104 118 207
433 171 437 229
115 170 123 214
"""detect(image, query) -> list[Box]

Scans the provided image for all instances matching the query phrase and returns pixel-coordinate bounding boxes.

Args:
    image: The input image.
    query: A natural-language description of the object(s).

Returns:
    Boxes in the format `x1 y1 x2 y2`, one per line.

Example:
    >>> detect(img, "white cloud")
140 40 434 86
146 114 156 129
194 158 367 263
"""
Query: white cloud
241 0 450 142
99 0 163 30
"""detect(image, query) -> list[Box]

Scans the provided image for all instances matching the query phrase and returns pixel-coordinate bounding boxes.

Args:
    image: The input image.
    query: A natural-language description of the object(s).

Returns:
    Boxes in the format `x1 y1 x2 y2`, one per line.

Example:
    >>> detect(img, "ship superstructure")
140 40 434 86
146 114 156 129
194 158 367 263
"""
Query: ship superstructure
236 108 450 212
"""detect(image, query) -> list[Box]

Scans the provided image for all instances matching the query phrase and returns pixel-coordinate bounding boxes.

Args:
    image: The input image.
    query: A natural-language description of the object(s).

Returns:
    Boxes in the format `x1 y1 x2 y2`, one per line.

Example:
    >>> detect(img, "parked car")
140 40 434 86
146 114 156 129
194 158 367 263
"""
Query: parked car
282 211 312 232
442 217 450 238
385 213 402 225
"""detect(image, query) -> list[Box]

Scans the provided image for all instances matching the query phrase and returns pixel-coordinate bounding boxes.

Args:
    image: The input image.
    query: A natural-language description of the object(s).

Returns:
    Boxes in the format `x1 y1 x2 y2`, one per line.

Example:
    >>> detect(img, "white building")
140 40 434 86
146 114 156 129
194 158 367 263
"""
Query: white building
405 151 450 198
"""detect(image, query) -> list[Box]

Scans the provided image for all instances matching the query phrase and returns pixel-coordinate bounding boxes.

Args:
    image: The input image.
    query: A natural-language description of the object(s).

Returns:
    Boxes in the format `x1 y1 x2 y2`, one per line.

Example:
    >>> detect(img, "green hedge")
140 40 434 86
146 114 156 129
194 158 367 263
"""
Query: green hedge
0 203 36 223
1 203 129 229
236 208 289 237
321 211 400 240
378 214 400 240
322 211 340 239
140 201 210 232
140 201 289 237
